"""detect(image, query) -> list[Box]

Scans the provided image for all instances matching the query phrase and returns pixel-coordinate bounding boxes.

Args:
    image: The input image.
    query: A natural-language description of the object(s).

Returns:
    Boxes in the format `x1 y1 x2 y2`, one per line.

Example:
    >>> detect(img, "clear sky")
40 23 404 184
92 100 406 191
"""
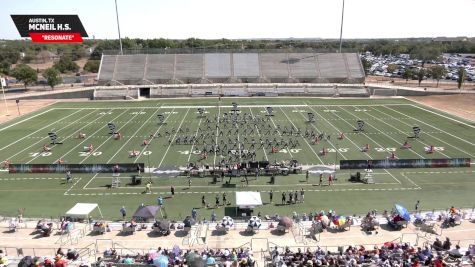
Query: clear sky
1 0 475 40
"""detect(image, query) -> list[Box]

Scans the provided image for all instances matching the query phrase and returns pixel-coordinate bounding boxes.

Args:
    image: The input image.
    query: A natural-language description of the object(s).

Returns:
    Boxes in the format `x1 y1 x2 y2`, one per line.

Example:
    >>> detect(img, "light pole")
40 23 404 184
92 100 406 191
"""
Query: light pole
338 0 345 53
114 0 123 55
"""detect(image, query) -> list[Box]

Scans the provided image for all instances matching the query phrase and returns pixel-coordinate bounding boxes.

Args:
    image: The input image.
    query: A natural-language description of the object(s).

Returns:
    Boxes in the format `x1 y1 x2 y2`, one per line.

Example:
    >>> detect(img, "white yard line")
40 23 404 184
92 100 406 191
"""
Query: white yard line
383 169 402 184
0 108 53 132
24 109 104 164
0 109 84 151
248 107 269 161
134 107 174 164
213 104 221 166
82 173 100 190
157 108 190 168
373 107 460 158
278 107 323 164
388 105 475 148
53 109 130 163
295 110 347 160
187 118 203 163
79 109 147 164
7 109 97 162
107 108 162 163
400 172 421 189
339 106 425 159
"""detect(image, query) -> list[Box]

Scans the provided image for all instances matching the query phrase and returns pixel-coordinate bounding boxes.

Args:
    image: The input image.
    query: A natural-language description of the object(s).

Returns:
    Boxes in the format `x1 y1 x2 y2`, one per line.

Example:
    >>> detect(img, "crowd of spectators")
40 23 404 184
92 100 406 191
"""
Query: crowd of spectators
100 246 256 267
269 240 475 267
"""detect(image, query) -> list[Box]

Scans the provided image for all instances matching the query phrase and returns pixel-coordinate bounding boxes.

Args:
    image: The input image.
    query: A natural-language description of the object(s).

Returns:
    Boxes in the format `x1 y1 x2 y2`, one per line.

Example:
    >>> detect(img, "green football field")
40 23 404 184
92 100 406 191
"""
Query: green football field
0 97 474 221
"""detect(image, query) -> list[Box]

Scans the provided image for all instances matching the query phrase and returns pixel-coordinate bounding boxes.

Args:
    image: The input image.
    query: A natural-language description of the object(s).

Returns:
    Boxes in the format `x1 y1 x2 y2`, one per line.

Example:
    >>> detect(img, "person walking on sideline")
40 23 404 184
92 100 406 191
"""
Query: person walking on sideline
120 206 126 220
145 181 152 193
188 178 192 189
281 192 286 204
170 185 175 197
65 170 72 183
415 200 420 211
306 170 309 183
269 190 274 204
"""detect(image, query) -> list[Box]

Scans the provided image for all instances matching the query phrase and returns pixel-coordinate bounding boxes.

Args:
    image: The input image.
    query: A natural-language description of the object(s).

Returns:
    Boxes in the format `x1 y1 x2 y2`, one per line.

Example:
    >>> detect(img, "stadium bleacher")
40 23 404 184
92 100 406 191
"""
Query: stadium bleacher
98 52 365 85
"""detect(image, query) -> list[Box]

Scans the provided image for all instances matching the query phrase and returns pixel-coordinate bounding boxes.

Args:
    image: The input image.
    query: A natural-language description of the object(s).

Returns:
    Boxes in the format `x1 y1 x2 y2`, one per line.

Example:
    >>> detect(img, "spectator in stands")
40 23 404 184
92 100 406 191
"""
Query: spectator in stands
442 237 452 250
449 245 463 258
123 255 134 264
432 238 443 251
0 251 8 267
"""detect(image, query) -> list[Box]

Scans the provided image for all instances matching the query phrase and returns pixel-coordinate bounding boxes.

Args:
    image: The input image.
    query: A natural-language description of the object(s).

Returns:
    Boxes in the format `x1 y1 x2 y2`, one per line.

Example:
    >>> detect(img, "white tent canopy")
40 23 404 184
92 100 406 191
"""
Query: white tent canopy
235 192 263 209
65 203 103 219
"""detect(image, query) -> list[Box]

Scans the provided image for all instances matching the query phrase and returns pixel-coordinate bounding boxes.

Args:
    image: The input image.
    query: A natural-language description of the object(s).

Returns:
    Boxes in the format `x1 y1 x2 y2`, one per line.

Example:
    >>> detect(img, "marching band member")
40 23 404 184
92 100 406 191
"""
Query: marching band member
84 144 93 152
361 144 370 152
43 144 51 152
78 131 86 139
2 160 10 169
320 147 327 156
424 145 435 154
338 132 345 140
142 139 149 146
114 132 122 140
388 152 396 160
129 150 140 157
401 140 412 149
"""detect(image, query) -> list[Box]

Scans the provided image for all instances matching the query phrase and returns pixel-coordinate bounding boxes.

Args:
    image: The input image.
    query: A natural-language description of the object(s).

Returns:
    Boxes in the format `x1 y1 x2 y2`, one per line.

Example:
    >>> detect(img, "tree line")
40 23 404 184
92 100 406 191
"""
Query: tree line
1 38 474 89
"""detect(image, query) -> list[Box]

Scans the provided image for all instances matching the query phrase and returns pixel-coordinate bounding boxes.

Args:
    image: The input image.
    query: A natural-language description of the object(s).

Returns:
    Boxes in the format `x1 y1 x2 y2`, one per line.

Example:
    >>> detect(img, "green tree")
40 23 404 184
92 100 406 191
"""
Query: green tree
83 59 100 73
387 64 398 74
0 60 11 75
11 64 37 89
429 65 447 87
402 68 412 83
361 58 371 75
416 68 426 87
43 68 62 90
457 67 466 90
410 46 441 66
53 56 79 73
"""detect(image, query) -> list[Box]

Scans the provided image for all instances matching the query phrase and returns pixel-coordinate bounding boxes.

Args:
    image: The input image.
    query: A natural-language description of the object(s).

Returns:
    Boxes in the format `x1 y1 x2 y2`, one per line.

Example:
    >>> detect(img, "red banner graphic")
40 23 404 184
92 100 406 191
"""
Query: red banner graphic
29 32 83 43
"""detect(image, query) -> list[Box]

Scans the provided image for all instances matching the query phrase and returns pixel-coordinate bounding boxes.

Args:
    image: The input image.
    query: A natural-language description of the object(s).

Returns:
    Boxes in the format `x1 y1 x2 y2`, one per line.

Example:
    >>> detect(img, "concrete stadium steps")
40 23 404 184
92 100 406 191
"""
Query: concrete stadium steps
145 54 175 81
345 53 365 80
205 54 231 78
175 54 203 81
114 55 146 81
259 53 290 80
232 53 260 79
98 55 117 81
318 53 348 80
288 53 319 80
